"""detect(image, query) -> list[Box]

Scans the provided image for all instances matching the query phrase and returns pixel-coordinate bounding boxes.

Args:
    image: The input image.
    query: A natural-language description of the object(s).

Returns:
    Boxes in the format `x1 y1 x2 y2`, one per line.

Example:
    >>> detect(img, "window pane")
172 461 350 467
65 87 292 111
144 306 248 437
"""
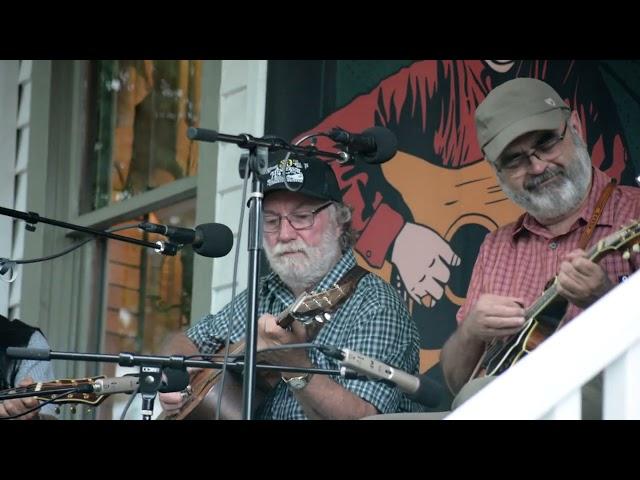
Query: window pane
88 60 202 211
97 198 195 419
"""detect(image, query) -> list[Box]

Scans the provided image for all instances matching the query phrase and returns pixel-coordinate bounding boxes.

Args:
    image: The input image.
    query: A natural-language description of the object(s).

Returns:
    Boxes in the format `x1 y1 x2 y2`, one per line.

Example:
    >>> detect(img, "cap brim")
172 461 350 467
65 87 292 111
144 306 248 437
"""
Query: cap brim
483 108 569 163
263 185 337 202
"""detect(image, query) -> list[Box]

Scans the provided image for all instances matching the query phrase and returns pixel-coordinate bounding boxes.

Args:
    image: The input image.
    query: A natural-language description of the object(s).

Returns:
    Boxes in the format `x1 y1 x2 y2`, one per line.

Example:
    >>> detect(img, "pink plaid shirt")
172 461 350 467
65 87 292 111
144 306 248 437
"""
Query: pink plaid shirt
457 168 640 325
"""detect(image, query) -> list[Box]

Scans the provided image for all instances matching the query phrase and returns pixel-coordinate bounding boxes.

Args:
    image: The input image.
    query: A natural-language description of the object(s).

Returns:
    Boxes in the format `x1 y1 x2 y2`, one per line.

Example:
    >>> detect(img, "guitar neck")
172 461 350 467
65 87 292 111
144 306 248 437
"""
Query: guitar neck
275 307 293 328
0 385 85 402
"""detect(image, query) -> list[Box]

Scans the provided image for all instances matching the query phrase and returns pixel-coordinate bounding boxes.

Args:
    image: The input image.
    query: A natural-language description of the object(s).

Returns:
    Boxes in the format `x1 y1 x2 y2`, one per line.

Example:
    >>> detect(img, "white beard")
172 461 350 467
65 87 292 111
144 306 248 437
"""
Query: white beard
263 226 343 293
499 137 592 223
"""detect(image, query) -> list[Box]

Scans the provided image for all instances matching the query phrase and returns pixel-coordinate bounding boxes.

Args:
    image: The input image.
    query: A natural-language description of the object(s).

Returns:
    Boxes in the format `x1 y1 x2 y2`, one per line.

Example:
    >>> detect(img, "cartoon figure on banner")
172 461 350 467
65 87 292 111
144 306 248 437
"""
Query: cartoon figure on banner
293 60 632 375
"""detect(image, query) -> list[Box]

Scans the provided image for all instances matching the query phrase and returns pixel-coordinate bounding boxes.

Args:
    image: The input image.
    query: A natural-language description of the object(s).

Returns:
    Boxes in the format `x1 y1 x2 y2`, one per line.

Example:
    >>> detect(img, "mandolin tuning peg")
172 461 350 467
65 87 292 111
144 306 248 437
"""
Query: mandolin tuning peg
633 243 640 253
314 314 324 324
55 407 61 415
323 313 331 322
70 406 77 415
623 250 631 260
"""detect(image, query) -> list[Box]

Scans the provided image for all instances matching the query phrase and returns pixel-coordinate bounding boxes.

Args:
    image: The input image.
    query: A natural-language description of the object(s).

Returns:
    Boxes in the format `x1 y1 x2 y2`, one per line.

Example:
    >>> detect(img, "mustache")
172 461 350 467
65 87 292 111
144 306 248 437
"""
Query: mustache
270 241 307 256
524 167 563 191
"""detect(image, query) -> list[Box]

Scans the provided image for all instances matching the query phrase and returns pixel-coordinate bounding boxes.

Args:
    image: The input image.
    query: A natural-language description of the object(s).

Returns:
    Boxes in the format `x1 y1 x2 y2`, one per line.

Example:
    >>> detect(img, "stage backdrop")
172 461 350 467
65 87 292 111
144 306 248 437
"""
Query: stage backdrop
265 60 640 408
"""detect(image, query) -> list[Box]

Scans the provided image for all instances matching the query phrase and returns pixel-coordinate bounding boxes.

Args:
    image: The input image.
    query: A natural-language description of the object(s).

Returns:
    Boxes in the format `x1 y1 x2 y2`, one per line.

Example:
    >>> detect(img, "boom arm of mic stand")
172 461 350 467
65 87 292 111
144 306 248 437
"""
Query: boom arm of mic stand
187 127 347 163
0 206 179 256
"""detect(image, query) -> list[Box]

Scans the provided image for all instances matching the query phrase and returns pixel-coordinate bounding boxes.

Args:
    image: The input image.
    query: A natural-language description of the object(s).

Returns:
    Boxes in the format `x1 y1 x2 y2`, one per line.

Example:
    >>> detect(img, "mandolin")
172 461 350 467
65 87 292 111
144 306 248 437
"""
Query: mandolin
472 220 640 379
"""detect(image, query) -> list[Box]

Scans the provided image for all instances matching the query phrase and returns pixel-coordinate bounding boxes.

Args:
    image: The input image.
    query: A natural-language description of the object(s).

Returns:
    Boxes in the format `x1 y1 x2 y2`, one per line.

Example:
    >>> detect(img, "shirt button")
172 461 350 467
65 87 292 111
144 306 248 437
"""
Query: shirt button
549 242 558 250
366 250 372 258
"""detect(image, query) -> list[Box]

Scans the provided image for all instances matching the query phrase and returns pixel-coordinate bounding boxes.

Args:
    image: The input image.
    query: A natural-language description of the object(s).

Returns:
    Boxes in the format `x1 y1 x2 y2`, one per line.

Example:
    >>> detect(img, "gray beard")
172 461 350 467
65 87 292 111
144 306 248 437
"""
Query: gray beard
499 139 592 223
263 227 343 293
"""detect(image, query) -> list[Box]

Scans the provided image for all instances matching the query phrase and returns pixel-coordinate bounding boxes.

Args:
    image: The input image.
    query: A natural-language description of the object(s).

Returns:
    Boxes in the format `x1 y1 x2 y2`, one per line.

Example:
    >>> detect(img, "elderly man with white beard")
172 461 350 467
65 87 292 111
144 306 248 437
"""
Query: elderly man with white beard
158 156 422 420
440 78 640 419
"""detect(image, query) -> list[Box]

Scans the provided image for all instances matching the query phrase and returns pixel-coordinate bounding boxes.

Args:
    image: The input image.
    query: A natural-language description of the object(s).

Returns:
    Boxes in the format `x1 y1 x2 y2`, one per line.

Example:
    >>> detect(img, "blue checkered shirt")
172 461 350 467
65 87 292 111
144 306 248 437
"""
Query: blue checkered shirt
13 332 58 418
187 250 424 419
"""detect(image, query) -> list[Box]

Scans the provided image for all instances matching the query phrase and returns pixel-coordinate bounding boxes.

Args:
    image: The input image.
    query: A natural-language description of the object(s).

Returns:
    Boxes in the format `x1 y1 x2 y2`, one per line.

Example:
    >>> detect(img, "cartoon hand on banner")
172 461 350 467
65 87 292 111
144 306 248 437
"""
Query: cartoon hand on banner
391 222 461 308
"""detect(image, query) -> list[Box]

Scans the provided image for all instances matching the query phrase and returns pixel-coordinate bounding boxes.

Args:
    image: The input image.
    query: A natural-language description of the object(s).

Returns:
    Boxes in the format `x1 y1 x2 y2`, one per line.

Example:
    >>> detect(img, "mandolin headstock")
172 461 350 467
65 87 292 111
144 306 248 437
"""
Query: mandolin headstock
590 219 640 263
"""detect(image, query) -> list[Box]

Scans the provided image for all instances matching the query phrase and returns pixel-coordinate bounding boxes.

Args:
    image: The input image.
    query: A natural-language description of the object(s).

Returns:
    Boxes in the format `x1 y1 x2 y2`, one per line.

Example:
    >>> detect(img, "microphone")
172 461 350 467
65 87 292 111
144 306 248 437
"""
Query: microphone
324 347 444 408
93 373 187 395
138 222 234 258
327 126 398 164
93 376 139 394
161 367 189 392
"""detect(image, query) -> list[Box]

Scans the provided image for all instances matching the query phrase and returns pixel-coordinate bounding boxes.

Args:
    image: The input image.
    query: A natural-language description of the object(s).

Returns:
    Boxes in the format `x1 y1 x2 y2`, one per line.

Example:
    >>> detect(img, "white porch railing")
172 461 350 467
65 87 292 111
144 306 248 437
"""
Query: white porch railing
446 270 640 420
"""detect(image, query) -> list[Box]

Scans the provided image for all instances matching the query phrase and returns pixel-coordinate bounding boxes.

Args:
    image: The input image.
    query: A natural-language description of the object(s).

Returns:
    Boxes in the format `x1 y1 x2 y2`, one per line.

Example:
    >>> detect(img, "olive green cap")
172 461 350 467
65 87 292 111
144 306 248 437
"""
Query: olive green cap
475 77 570 163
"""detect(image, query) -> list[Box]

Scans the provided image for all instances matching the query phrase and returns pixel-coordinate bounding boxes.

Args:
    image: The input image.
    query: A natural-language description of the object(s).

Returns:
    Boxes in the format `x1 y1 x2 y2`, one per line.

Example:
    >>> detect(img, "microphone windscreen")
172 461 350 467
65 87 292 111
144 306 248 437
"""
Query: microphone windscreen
159 368 190 393
193 223 234 258
361 126 398 164
408 374 446 408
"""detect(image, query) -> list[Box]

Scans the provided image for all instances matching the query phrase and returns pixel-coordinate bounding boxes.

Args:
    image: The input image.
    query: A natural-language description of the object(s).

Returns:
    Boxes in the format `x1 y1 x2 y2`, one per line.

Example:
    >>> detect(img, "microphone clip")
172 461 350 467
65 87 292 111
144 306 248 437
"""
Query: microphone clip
153 241 180 256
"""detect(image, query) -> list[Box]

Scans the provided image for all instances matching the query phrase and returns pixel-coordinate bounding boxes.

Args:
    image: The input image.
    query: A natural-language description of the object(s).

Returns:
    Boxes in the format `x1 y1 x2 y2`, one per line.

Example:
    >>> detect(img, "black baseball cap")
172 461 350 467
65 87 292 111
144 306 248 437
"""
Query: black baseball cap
261 155 342 203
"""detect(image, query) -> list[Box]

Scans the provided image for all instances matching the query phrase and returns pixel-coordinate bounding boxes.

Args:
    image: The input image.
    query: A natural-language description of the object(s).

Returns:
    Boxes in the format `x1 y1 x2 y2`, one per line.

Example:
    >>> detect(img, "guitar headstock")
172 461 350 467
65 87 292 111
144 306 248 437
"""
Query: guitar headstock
281 283 349 327
591 220 640 262
34 376 107 406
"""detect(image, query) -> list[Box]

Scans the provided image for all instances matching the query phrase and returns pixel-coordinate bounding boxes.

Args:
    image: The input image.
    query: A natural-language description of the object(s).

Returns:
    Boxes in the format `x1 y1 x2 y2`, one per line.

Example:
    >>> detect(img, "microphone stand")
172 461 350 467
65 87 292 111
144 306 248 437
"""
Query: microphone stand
4 348 359 418
0 206 179 256
242 151 265 420
187 128 346 420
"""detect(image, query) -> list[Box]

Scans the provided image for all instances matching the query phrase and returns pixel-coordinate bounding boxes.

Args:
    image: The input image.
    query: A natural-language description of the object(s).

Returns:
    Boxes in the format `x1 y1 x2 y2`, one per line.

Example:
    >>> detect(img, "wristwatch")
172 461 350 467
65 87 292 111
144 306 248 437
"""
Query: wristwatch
282 373 313 391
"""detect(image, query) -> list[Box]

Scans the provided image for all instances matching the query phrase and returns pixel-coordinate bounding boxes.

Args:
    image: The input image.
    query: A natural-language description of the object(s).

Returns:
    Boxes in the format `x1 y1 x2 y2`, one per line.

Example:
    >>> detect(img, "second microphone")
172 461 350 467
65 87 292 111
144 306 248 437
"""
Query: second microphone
139 222 233 259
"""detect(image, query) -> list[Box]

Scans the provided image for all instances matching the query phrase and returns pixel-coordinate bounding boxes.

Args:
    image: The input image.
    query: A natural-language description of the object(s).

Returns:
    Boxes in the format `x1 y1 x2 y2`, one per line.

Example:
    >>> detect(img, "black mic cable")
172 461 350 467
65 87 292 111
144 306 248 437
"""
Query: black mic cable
0 223 145 283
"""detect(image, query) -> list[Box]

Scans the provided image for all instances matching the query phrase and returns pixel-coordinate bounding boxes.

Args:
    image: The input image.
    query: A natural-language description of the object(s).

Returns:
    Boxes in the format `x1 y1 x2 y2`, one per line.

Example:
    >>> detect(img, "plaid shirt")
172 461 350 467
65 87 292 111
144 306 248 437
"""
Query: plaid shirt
458 168 640 326
187 250 423 419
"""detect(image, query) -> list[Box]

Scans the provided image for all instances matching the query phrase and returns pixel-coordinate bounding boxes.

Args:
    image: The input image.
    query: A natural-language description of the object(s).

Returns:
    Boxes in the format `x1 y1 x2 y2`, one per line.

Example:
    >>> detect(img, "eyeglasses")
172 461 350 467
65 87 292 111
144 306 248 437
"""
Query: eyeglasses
495 121 568 174
263 202 332 233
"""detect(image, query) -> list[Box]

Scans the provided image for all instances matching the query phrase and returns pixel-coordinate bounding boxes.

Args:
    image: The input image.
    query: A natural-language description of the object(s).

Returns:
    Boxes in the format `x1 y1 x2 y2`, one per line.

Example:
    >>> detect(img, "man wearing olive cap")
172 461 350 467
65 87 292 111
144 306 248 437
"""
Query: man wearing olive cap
440 78 640 419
